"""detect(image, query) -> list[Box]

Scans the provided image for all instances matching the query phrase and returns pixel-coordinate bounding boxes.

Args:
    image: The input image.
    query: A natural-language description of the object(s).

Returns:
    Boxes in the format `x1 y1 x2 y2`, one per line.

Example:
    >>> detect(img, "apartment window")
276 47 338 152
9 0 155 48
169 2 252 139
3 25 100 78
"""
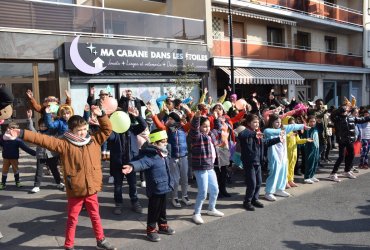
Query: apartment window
296 31 311 50
267 27 284 46
224 21 245 39
325 36 337 53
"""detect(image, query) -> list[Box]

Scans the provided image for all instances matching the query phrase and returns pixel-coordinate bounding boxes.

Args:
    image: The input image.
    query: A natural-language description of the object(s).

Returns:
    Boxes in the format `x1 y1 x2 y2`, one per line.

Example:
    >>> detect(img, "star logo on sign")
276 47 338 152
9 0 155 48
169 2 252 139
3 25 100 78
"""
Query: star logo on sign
86 43 96 54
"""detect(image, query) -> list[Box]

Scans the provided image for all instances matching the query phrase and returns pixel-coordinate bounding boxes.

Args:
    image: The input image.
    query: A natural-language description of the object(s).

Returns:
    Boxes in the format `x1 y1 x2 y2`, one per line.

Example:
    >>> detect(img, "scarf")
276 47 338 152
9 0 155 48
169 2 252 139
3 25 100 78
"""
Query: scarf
152 144 168 157
3 132 16 141
168 122 182 133
63 131 91 146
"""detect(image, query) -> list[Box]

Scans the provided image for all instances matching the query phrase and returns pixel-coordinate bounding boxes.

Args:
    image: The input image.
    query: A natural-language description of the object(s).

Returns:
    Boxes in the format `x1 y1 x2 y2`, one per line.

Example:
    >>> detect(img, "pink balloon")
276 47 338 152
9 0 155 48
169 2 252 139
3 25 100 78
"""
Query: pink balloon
235 99 247 110
101 97 118 115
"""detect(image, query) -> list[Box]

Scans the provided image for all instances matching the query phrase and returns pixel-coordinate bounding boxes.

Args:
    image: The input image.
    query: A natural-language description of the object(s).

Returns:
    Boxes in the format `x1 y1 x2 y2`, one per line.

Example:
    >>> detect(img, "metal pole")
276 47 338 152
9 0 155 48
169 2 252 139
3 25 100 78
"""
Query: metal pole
228 0 235 94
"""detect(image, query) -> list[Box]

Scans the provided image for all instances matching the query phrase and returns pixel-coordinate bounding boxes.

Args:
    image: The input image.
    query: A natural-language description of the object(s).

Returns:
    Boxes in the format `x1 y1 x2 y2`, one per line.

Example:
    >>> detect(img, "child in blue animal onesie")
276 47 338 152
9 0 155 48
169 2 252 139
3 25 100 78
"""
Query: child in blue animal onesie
303 115 320 184
263 114 309 201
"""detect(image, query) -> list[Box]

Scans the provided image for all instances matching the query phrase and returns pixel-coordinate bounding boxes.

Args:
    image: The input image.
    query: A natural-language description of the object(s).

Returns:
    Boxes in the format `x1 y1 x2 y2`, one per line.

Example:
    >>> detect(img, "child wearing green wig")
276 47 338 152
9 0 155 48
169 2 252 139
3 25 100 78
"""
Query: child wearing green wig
122 129 175 242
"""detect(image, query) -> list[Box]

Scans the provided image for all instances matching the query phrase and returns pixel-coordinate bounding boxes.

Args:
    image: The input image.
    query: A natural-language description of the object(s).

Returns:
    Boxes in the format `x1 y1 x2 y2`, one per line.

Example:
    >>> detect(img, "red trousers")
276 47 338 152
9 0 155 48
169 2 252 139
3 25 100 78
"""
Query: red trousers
64 193 105 248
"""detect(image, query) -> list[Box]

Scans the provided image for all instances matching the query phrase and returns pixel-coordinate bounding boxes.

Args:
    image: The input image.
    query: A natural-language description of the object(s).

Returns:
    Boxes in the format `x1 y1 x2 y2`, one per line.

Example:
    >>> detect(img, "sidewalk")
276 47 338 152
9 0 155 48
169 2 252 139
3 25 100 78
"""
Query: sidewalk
0 147 368 249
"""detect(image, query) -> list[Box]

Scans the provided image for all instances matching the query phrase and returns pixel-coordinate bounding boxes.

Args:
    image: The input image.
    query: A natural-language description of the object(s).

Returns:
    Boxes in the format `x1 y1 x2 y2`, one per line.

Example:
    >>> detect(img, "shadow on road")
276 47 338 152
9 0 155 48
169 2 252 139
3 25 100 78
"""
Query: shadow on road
283 240 370 249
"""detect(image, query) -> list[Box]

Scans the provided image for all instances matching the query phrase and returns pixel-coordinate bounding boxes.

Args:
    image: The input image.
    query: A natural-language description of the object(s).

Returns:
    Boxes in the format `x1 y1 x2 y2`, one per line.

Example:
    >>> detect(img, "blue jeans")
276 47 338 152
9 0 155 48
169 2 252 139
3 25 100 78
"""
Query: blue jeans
193 169 219 215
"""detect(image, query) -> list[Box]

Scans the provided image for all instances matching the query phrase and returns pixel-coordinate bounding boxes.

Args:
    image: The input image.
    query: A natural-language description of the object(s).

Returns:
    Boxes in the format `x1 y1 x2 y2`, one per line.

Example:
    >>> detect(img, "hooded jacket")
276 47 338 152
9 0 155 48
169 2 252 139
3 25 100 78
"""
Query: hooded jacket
129 143 174 197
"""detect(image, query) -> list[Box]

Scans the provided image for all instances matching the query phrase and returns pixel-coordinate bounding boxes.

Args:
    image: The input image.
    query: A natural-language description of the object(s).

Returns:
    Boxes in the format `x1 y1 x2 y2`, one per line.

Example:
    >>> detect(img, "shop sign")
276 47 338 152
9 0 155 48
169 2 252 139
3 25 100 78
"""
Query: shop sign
64 36 209 74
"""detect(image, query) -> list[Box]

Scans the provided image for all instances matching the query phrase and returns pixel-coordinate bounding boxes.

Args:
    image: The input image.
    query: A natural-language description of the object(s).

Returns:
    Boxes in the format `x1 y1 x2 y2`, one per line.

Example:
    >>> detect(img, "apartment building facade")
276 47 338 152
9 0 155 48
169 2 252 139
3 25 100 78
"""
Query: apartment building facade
209 0 370 107
0 0 209 129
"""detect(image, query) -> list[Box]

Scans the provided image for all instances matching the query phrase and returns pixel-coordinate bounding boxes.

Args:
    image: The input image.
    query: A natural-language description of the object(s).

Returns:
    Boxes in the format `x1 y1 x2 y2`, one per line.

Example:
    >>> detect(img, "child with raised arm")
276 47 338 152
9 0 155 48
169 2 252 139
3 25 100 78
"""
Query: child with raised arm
190 111 224 225
122 129 175 242
0 122 36 190
238 114 282 211
9 106 116 250
26 109 64 193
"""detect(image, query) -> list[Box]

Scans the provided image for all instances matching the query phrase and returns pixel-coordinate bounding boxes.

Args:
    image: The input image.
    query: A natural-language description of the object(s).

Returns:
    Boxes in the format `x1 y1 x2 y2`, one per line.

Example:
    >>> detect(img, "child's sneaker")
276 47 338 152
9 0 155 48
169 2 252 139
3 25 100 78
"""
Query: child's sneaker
311 177 319 182
16 182 22 188
0 183 6 190
264 193 276 201
181 196 192 206
56 183 65 190
140 180 146 188
96 237 117 250
171 198 181 208
146 226 160 242
328 173 341 182
304 179 314 184
30 186 40 193
207 209 224 217
274 190 290 197
343 171 356 179
158 224 175 235
192 214 204 224
131 200 143 214
352 167 359 173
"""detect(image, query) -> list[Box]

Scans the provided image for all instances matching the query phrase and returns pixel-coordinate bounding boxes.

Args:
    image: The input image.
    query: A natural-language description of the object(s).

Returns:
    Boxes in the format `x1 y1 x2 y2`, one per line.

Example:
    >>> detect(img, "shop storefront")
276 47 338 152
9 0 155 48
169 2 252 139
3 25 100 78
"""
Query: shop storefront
64 36 209 116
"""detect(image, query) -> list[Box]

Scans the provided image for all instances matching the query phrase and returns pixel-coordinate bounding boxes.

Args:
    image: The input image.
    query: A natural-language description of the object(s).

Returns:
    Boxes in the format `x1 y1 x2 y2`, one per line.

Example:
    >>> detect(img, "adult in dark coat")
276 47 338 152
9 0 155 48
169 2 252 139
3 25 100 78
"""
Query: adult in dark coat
118 89 145 116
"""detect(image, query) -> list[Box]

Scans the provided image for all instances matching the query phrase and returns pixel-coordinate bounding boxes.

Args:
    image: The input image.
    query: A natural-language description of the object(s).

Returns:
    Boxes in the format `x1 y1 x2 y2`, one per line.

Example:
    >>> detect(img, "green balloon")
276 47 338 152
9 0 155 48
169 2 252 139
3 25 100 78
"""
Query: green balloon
222 101 232 112
109 111 130 133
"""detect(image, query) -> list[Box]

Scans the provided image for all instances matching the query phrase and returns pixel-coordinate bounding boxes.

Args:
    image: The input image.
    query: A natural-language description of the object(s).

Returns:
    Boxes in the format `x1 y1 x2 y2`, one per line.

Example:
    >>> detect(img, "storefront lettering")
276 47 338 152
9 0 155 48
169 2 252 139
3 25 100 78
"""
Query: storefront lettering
117 49 148 58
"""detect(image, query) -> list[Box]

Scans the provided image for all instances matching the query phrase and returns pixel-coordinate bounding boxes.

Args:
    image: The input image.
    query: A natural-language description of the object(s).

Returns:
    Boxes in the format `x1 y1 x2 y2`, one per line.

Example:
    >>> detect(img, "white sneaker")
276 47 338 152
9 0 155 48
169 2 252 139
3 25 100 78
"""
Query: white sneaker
275 190 291 197
140 181 146 188
56 183 65 190
328 173 341 182
311 177 319 182
343 171 356 179
30 187 40 193
207 209 224 217
108 176 114 184
304 179 314 184
172 198 181 208
264 193 277 201
192 214 204 224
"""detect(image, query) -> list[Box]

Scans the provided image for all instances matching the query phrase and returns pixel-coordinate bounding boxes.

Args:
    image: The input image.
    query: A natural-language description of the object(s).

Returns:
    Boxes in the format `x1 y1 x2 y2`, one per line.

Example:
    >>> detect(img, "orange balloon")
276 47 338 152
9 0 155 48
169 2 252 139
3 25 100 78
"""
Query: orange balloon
235 99 247 110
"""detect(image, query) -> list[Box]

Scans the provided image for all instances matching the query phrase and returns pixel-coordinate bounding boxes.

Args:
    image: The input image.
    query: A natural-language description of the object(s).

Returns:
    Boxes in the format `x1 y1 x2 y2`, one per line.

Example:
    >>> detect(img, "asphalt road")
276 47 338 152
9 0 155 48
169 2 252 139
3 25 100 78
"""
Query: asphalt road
125 172 370 250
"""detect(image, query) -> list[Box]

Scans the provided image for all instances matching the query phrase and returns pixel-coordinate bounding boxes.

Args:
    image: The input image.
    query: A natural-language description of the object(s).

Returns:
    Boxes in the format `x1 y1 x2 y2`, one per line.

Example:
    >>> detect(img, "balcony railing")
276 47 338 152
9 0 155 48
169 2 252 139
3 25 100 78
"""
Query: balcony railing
246 0 362 26
213 39 363 67
0 0 205 42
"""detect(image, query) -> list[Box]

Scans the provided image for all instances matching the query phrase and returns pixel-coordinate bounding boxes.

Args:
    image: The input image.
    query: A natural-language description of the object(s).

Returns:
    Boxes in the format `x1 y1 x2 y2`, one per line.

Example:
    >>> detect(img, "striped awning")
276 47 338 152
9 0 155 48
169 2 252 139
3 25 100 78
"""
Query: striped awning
212 6 296 26
220 67 304 85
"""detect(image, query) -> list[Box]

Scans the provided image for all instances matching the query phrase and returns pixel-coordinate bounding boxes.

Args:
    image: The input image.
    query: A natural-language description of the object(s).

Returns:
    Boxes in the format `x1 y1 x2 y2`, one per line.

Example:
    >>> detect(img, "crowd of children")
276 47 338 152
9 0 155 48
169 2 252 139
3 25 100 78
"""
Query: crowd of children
1 87 370 249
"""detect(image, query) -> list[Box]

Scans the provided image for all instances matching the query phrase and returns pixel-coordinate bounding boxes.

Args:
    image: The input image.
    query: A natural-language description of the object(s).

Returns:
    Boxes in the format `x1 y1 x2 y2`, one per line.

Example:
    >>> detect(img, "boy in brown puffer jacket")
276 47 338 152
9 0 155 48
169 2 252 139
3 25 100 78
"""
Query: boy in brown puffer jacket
9 106 116 250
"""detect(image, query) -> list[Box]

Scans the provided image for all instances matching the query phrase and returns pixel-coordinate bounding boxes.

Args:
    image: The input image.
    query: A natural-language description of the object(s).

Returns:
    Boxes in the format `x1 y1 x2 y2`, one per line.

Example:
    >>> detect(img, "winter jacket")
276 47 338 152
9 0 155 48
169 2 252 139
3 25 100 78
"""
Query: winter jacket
238 128 280 167
22 115 112 198
208 111 245 144
107 115 147 167
331 112 370 144
129 143 174 197
26 118 57 159
44 113 68 136
0 136 36 159
189 116 220 171
152 113 193 158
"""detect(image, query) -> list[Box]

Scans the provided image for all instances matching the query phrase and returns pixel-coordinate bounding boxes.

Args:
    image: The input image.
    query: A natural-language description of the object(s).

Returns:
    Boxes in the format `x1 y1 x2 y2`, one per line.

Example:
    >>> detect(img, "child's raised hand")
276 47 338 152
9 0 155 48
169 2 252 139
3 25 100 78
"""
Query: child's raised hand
122 164 133 175
90 86 95 96
26 109 32 119
194 110 201 117
45 106 51 114
26 89 33 99
203 87 208 94
91 105 102 116
84 104 90 112
65 90 71 99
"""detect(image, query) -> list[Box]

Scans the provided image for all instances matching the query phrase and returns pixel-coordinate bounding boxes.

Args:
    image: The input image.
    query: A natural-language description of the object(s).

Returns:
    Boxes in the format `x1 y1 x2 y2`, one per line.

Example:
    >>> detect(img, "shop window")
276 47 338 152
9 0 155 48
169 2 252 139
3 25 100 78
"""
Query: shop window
267 27 284 46
224 20 245 39
325 36 337 53
296 31 311 50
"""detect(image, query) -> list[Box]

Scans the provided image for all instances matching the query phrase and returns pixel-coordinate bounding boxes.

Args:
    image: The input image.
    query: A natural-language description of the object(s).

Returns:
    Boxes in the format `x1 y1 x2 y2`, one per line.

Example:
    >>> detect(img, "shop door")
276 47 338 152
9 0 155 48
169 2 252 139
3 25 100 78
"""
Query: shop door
296 86 310 102
1 83 33 131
